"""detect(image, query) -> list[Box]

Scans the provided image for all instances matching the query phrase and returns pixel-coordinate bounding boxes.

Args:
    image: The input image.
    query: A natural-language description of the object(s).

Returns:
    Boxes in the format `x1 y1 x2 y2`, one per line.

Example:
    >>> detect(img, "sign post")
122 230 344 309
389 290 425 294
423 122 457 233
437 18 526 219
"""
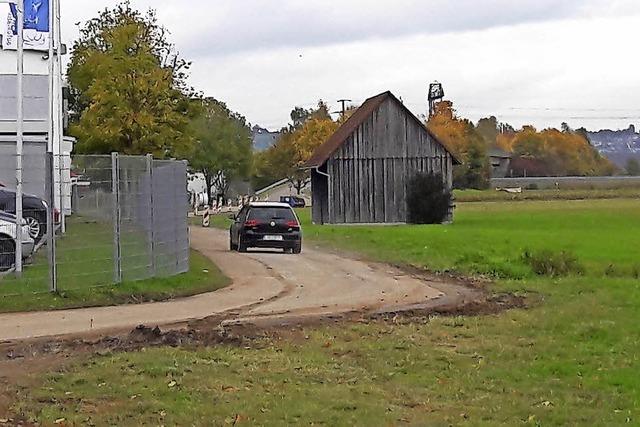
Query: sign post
202 209 210 228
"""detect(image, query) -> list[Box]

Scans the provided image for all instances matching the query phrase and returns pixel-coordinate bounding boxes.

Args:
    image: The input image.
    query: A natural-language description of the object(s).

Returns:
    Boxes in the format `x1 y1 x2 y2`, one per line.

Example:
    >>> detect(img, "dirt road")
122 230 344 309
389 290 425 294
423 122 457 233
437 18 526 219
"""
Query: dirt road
0 227 480 342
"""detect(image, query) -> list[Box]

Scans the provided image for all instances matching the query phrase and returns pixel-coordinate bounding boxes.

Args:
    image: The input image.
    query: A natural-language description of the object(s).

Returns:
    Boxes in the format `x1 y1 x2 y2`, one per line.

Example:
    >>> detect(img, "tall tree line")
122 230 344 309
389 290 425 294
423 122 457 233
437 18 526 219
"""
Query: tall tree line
67 2 253 201
428 101 616 188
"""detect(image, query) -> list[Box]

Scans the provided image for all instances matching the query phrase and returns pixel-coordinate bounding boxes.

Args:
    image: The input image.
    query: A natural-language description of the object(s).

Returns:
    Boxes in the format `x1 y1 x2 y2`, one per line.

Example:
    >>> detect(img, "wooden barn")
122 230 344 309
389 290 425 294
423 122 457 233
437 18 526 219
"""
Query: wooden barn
305 91 460 225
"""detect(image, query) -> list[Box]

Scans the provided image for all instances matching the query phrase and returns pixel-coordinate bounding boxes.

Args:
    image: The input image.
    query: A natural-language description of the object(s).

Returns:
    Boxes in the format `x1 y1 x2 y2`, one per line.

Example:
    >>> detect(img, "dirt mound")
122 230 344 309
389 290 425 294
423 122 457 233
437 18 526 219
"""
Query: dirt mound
1 290 530 365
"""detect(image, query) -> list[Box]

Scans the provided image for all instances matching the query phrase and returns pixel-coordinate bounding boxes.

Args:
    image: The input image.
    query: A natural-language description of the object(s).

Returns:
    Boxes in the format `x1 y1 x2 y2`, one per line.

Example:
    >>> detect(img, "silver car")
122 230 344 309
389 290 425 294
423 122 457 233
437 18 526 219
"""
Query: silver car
0 211 35 272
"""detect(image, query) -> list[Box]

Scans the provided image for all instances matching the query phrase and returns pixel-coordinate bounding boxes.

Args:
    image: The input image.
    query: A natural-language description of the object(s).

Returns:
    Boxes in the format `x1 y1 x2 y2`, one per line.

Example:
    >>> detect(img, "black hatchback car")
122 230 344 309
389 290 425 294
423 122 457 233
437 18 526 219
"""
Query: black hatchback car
229 202 302 254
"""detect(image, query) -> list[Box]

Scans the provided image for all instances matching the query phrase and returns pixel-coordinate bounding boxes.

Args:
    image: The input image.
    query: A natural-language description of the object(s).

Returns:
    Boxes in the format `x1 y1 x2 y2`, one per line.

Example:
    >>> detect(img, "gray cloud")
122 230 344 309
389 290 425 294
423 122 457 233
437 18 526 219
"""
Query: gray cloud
56 0 639 58
14 0 636 131
178 0 583 56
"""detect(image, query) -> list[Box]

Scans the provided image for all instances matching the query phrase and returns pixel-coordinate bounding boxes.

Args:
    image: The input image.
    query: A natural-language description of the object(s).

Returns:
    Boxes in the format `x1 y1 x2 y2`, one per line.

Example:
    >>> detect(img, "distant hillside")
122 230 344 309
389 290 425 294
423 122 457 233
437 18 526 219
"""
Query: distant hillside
252 125 281 152
586 125 640 168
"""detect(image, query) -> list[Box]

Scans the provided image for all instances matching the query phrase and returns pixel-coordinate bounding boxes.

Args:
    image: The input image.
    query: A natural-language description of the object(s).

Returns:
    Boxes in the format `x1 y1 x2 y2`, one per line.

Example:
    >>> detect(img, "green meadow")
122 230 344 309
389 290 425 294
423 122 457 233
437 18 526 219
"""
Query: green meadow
13 198 640 425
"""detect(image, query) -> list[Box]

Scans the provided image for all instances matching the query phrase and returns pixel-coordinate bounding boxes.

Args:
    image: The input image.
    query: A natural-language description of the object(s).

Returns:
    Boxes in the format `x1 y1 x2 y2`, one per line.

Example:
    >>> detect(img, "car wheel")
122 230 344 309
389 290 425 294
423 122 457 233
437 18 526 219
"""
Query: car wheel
238 237 248 253
292 242 302 254
229 233 237 251
24 212 46 243
0 237 15 272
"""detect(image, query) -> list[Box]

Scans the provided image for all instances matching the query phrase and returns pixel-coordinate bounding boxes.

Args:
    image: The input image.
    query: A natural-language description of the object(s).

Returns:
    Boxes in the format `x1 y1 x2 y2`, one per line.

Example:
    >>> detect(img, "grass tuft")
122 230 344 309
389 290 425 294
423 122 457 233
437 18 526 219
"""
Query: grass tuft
522 249 584 277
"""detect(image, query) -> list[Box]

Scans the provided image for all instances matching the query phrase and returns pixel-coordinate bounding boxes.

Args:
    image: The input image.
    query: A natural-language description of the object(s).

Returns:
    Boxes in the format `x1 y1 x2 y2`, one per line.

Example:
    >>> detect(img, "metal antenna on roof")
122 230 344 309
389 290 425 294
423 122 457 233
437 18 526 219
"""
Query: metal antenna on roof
428 82 445 118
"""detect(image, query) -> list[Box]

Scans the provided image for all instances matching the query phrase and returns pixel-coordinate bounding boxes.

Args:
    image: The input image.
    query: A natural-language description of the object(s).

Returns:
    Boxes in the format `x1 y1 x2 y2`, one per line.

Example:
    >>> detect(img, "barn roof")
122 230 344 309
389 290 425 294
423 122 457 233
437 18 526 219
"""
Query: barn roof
305 91 461 168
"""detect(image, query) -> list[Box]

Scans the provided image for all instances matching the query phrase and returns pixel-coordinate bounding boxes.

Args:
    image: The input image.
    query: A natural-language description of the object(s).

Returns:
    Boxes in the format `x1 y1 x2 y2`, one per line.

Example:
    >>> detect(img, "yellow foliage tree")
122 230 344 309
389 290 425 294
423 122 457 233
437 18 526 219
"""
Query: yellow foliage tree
503 126 617 176
256 117 338 194
427 101 490 189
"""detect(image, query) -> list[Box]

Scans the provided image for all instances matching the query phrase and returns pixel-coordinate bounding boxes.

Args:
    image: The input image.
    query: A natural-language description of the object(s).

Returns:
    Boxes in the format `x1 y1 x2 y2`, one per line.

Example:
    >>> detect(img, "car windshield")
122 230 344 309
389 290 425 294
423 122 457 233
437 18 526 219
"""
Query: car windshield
248 207 296 221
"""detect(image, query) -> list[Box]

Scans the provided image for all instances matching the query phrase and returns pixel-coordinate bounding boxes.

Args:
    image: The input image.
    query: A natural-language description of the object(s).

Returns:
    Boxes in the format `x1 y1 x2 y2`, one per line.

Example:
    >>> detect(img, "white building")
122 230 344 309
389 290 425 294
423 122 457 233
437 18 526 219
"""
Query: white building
0 3 72 215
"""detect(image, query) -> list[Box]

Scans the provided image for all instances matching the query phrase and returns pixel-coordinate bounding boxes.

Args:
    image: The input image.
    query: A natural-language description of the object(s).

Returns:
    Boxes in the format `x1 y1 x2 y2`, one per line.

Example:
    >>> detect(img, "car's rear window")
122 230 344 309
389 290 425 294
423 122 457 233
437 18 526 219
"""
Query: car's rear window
248 207 296 221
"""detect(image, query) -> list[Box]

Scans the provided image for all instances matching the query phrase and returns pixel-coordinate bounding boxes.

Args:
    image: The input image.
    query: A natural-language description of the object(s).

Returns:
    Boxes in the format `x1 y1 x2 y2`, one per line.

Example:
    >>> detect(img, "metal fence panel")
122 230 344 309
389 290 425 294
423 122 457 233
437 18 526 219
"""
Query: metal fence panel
0 152 190 300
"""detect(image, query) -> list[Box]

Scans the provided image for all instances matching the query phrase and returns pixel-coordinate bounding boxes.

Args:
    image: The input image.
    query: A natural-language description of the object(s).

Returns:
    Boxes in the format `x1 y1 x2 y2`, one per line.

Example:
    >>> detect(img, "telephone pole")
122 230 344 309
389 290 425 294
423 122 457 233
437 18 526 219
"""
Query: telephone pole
1 0 27 274
334 99 352 119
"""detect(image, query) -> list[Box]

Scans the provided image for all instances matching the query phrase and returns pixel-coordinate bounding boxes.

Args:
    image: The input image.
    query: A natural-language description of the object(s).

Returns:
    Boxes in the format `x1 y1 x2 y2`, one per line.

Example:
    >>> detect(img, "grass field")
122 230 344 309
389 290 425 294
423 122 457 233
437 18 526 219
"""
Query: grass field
0 217 229 313
300 199 640 279
454 187 640 202
12 199 640 425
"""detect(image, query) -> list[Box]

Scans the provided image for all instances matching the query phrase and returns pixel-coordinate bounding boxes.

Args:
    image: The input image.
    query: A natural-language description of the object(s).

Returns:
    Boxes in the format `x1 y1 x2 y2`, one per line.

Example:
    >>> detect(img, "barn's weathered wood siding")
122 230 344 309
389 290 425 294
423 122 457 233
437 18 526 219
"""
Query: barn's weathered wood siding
322 97 453 224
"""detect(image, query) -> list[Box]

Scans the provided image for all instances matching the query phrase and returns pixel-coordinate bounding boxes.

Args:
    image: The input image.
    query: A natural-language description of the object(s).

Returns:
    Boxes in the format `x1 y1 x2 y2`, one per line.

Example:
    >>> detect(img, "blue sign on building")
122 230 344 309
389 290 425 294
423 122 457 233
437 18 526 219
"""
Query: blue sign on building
4 0 50 51
10 0 50 33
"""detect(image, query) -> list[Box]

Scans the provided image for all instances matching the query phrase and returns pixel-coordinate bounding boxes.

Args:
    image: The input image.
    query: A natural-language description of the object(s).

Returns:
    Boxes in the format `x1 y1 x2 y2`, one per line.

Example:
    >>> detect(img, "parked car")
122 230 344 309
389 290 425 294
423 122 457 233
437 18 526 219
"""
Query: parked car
0 211 35 272
280 195 306 208
0 189 52 244
229 202 302 254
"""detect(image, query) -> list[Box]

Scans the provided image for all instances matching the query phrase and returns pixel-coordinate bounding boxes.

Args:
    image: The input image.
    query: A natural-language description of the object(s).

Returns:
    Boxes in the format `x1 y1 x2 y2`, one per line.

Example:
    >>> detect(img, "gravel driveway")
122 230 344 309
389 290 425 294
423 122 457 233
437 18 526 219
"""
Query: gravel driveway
0 227 479 341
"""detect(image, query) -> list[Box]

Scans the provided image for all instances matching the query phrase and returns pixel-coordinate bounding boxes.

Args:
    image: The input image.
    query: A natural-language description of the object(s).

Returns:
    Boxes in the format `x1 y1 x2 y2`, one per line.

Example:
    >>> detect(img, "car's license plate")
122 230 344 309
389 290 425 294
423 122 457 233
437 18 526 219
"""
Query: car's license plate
263 235 284 241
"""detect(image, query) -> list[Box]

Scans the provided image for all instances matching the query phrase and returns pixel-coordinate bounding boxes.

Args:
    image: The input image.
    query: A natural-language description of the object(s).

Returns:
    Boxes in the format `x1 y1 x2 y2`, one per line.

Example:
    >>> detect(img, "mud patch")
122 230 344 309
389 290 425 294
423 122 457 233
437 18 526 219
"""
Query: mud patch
0 291 529 365
372 292 529 321
0 288 531 418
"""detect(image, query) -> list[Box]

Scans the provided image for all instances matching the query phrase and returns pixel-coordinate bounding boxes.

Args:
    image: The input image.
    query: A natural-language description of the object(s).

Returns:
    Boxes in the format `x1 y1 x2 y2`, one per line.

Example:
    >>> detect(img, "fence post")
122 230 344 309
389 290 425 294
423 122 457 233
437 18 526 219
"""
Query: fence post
111 152 122 284
45 152 57 293
146 154 156 277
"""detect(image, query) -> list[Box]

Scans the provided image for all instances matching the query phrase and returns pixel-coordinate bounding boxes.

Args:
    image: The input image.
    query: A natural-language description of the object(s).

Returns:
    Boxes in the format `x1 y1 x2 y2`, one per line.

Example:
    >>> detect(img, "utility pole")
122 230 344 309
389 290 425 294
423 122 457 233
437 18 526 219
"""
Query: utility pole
47 0 58 291
54 0 65 234
334 99 352 119
15 0 24 274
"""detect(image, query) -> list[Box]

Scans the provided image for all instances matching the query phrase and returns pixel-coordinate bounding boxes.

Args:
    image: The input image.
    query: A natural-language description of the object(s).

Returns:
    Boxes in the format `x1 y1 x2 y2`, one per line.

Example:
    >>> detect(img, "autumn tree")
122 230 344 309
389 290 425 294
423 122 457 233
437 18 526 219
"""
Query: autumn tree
68 2 195 157
253 101 337 193
504 126 617 177
288 101 331 130
427 101 490 189
187 98 253 204
626 158 640 176
476 116 499 146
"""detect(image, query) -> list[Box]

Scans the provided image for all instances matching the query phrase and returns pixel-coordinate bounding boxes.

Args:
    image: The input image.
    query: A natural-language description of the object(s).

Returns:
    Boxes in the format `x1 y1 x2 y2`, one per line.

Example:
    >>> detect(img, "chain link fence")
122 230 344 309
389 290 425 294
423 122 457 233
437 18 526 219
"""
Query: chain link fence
0 152 189 298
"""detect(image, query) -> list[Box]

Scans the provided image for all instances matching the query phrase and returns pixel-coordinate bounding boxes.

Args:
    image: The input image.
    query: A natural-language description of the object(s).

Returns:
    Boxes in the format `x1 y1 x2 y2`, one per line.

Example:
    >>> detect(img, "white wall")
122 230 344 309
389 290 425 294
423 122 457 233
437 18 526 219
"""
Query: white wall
0 49 49 75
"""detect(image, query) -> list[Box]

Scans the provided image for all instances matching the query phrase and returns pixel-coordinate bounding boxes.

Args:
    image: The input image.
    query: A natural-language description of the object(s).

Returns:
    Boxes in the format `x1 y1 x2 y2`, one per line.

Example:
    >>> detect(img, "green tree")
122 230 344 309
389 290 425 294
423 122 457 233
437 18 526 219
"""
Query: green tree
68 2 194 157
187 98 253 204
427 101 490 189
626 158 640 176
252 101 336 192
456 128 490 189
257 117 338 194
476 116 499 146
288 101 331 131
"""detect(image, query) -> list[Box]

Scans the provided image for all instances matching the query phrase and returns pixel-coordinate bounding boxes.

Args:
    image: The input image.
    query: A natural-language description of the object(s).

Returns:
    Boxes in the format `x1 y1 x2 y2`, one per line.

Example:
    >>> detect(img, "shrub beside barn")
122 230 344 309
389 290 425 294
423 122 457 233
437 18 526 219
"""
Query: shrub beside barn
305 91 460 225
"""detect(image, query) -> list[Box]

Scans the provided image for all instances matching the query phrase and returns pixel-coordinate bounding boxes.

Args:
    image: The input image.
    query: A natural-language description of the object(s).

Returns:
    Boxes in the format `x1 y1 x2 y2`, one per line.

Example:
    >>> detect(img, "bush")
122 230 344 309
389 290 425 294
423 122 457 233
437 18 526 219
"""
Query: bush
406 173 452 224
522 249 584 277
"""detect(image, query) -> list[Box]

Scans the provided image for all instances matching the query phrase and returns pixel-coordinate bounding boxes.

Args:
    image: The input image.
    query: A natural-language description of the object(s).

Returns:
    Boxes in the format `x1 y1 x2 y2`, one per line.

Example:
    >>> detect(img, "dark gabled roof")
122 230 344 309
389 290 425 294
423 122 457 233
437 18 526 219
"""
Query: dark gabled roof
489 146 513 159
305 91 461 168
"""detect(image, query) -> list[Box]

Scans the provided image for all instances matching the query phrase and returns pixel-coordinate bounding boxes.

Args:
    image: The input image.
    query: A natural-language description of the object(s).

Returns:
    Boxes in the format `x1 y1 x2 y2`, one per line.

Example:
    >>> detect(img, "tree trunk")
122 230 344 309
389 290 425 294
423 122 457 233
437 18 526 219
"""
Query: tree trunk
204 170 213 208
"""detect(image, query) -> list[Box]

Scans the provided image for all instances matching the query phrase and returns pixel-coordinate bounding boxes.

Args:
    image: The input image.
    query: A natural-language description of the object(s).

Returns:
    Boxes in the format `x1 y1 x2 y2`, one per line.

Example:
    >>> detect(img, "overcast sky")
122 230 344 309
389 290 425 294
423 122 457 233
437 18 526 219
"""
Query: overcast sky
5 0 640 130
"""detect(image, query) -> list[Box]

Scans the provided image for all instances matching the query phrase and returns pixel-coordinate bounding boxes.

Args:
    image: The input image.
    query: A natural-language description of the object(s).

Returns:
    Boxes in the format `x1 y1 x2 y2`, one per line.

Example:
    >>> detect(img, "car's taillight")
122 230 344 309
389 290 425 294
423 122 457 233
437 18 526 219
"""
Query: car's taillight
54 209 60 224
286 220 299 229
244 219 260 228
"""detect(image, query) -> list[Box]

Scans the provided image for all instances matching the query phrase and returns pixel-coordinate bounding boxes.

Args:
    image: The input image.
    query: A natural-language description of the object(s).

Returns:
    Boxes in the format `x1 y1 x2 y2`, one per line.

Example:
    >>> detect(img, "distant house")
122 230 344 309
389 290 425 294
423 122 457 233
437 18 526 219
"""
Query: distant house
252 125 281 152
509 157 550 177
489 147 512 178
305 91 460 225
